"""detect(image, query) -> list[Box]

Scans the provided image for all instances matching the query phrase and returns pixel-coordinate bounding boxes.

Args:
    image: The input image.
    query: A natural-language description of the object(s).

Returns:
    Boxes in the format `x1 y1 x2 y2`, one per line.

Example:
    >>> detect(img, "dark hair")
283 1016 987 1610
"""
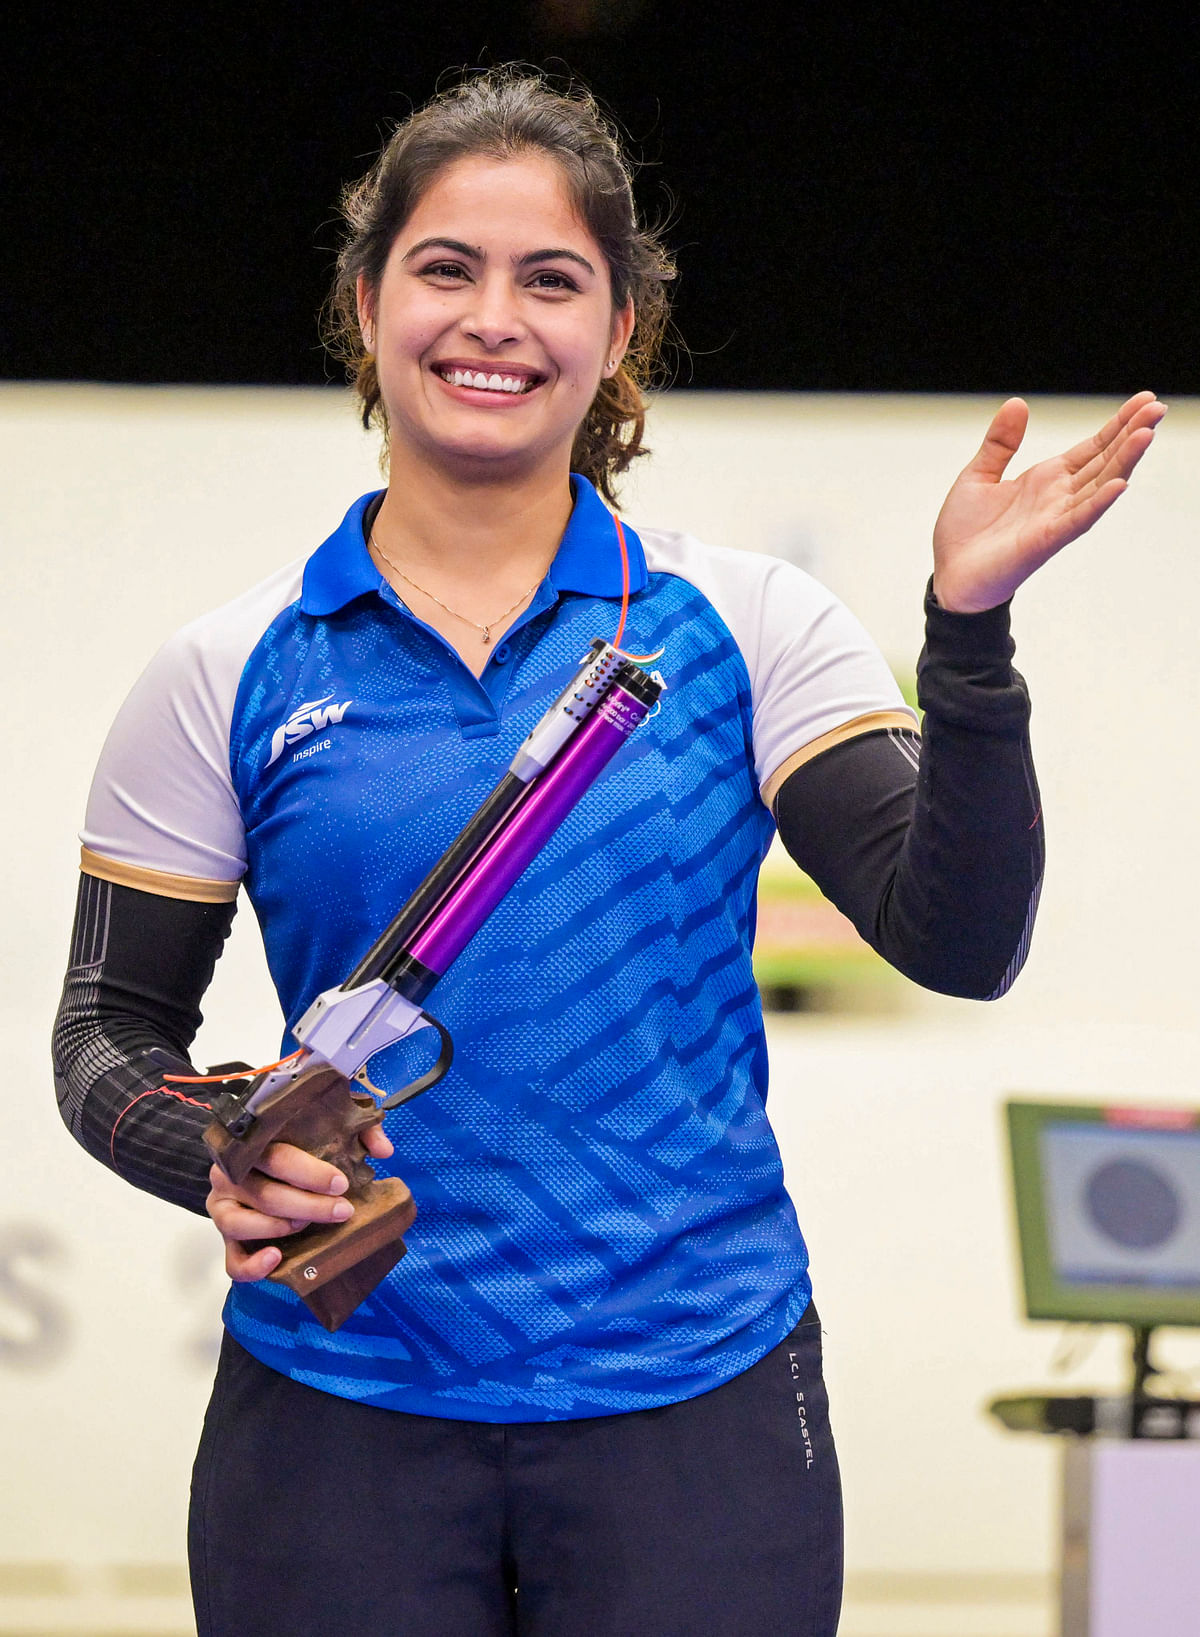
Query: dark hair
325 67 676 504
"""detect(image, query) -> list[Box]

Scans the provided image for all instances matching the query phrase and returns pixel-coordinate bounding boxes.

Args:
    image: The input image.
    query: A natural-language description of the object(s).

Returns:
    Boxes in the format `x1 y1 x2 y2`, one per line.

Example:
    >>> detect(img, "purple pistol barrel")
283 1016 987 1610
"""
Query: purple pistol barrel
407 681 653 978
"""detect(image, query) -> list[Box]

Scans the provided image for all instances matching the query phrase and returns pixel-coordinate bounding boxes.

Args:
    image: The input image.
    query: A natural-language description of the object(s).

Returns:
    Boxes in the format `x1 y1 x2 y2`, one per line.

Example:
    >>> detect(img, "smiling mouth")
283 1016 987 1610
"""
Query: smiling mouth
436 366 542 395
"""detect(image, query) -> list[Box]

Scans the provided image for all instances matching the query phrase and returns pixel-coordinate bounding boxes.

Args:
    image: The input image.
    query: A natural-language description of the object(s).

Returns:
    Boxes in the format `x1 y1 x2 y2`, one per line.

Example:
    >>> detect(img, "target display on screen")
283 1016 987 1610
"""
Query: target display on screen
1006 1101 1200 1326
1041 1124 1200 1289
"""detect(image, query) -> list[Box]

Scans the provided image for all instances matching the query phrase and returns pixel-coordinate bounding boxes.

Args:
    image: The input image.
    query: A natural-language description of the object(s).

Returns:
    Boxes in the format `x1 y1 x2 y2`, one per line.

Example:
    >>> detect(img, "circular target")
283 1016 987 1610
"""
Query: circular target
1084 1158 1182 1250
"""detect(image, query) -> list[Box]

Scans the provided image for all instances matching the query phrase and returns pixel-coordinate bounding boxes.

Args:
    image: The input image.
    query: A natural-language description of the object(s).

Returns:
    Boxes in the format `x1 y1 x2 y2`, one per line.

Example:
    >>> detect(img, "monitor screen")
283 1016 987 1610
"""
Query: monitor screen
1006 1100 1200 1327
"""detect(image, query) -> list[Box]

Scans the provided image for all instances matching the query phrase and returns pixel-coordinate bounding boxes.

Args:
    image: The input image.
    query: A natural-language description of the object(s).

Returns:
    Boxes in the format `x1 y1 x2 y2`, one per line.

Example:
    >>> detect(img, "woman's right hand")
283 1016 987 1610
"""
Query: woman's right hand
206 1125 395 1281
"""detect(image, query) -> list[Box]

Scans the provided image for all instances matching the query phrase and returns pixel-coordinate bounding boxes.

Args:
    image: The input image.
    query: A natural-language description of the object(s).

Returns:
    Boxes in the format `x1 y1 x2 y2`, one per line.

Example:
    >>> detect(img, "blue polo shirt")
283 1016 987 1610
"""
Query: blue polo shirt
82 474 912 1418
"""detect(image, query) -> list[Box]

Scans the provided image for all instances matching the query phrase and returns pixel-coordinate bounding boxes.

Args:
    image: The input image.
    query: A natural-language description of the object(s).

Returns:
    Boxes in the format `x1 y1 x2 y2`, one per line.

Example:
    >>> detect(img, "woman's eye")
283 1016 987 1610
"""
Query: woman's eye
529 271 576 291
425 262 468 280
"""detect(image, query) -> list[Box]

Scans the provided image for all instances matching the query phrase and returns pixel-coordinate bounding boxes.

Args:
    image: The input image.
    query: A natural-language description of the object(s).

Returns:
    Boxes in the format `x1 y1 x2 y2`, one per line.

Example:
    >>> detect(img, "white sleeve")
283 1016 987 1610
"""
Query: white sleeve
80 560 304 901
639 530 917 806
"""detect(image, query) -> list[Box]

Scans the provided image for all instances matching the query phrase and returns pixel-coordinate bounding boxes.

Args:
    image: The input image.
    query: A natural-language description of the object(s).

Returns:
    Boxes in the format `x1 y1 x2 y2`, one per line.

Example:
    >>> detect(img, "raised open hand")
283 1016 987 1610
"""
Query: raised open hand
931 392 1166 614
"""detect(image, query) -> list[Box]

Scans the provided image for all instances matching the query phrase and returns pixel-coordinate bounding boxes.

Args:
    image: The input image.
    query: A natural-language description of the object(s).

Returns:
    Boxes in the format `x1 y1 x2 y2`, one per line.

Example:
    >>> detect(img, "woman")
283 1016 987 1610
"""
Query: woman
53 67 1163 1637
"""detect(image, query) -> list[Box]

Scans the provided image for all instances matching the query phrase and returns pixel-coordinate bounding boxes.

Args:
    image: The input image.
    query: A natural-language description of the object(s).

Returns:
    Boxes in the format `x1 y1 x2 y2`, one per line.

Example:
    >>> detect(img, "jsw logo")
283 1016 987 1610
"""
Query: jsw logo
266 694 353 767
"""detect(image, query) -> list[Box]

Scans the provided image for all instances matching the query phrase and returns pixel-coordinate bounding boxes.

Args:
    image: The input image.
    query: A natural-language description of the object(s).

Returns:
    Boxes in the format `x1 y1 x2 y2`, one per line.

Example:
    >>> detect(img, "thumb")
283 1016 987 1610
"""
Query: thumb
964 397 1029 483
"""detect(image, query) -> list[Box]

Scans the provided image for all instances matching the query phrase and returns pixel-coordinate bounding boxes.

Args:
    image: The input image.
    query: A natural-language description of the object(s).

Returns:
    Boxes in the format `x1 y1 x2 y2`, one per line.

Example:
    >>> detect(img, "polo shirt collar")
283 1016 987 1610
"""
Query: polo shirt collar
549 474 647 597
300 475 646 616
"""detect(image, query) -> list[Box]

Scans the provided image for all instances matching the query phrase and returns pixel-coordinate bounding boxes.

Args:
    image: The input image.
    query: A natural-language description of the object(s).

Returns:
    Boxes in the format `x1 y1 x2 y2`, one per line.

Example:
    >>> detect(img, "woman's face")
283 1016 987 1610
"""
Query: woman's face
359 152 634 483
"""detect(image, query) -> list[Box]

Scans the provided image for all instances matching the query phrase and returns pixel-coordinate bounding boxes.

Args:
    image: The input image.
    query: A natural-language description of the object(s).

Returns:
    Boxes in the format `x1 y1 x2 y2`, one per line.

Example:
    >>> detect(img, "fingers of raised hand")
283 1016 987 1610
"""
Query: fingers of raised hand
1025 420 1152 561
1063 392 1165 478
1077 423 1159 502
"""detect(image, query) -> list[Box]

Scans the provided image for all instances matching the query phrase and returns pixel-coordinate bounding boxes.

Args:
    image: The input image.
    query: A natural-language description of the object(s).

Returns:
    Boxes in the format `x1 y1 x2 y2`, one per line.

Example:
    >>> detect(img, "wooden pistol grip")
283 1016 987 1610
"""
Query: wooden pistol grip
204 1064 417 1332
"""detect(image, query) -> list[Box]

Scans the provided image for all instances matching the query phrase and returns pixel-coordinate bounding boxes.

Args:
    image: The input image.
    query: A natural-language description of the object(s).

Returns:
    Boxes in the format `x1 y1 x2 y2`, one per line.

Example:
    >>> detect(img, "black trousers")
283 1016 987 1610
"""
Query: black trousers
189 1308 842 1636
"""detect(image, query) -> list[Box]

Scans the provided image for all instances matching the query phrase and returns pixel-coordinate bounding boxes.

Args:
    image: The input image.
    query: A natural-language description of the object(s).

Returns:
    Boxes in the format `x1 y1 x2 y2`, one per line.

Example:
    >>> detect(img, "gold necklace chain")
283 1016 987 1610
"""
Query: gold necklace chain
369 531 540 646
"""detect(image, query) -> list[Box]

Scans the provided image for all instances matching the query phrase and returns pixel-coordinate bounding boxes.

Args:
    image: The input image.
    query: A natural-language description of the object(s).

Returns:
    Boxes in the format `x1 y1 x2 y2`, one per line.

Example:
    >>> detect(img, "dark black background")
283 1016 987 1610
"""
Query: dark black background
6 4 1196 393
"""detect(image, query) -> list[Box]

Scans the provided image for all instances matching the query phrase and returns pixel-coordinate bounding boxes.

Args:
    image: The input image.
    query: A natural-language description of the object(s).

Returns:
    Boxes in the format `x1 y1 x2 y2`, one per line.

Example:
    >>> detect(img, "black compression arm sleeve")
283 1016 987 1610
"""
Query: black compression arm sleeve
773 584 1044 999
52 874 237 1214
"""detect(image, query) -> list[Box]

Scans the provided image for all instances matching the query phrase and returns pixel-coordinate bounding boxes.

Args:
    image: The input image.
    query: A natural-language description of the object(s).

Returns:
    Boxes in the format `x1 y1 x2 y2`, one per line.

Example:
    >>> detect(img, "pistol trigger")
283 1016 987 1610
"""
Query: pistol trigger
352 1063 388 1102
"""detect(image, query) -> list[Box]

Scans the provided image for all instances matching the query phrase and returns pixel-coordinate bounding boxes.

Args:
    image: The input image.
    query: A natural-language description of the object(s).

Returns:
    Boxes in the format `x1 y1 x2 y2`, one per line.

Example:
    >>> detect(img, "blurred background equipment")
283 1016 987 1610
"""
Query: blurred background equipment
992 1099 1200 1637
994 1095 1200 1435
1006 1098 1200 1338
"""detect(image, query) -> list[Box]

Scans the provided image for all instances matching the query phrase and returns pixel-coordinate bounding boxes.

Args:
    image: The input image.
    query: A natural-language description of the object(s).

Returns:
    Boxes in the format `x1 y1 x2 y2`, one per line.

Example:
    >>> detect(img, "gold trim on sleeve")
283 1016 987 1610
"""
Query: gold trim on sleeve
79 847 241 904
760 709 920 811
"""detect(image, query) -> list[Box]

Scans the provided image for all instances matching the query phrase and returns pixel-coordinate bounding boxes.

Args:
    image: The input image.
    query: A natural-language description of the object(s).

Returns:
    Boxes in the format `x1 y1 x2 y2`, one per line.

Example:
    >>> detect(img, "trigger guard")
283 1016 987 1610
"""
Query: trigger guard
356 1011 455 1112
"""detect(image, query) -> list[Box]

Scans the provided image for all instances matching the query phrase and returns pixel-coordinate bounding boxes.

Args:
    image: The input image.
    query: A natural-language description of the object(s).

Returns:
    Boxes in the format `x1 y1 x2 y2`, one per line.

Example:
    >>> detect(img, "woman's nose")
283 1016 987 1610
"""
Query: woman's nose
461 274 526 350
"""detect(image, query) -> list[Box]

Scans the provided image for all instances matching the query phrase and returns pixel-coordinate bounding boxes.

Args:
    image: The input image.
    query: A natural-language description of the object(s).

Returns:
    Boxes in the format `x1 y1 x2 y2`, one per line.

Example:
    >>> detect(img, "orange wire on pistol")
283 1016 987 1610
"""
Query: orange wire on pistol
162 1049 305 1085
110 1052 306 1170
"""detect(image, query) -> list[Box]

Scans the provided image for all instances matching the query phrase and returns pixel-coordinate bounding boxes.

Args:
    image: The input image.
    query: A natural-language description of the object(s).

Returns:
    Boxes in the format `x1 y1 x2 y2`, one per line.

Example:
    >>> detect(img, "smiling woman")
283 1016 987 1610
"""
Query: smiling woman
317 74 674 672
52 61 1163 1637
362 159 633 472
353 150 638 654
326 72 673 501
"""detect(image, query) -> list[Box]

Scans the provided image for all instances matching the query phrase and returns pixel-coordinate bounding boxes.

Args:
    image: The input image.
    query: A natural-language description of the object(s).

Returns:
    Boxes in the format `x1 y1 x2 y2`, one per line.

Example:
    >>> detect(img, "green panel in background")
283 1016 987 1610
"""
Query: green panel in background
1005 1098 1200 1329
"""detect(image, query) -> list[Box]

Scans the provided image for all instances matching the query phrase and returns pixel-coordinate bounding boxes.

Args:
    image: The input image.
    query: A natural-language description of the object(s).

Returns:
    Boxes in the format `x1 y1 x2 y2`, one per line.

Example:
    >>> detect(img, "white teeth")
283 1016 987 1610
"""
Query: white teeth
441 368 534 394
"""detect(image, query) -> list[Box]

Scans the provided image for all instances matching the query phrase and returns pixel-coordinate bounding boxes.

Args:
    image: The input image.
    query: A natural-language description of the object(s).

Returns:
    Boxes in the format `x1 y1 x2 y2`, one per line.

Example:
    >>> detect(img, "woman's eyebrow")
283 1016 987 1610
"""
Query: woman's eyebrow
402 236 482 262
516 247 596 275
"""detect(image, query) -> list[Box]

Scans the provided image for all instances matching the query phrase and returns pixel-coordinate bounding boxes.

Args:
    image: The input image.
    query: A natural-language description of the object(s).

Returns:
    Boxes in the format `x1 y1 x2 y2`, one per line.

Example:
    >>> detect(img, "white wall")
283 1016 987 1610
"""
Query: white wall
3 384 1198 1636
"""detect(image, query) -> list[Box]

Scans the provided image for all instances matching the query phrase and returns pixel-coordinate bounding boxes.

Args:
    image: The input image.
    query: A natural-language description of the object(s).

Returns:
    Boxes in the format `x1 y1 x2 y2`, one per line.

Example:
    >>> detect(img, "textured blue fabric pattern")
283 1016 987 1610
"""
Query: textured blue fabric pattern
222 478 812 1419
